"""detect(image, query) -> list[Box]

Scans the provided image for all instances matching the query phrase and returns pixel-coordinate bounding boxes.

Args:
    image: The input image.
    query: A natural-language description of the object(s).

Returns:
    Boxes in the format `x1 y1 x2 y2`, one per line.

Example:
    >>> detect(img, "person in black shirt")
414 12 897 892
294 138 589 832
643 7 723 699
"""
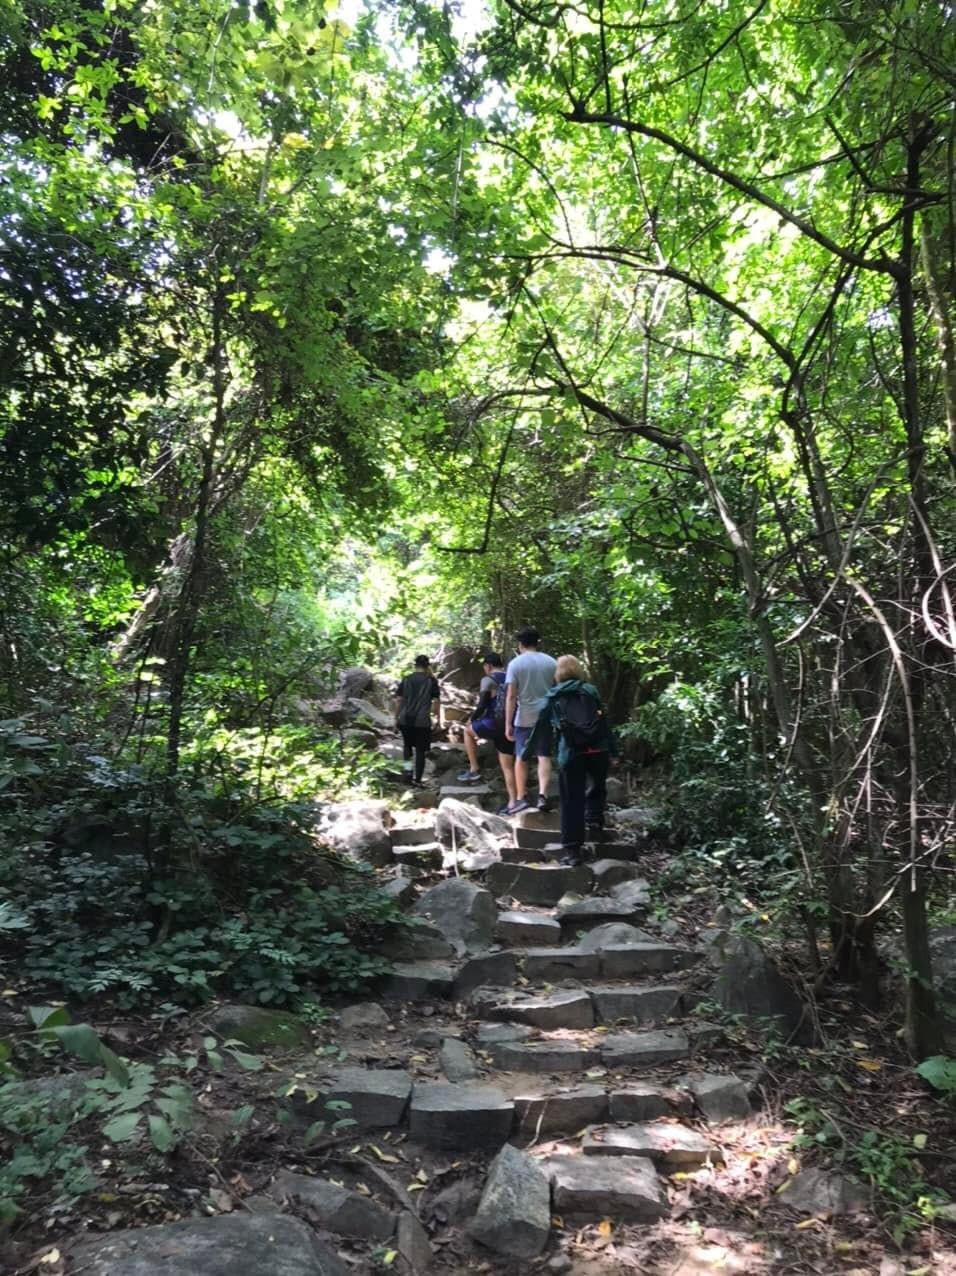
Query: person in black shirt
393 655 440 785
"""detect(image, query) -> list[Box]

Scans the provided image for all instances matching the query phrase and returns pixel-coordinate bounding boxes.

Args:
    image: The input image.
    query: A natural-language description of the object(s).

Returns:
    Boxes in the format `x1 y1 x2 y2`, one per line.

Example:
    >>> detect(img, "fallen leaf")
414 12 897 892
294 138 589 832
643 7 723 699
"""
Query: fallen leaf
368 1144 399 1164
913 1133 927 1150
38 1251 61 1265
857 1059 882 1073
597 1219 612 1237
416 1168 428 1182
787 1158 799 1175
794 1218 820 1230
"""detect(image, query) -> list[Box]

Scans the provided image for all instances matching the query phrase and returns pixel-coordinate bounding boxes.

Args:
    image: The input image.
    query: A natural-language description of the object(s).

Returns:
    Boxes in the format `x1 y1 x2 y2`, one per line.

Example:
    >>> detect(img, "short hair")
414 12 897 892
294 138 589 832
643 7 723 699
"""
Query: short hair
515 626 540 648
482 652 503 668
555 654 587 682
414 654 431 669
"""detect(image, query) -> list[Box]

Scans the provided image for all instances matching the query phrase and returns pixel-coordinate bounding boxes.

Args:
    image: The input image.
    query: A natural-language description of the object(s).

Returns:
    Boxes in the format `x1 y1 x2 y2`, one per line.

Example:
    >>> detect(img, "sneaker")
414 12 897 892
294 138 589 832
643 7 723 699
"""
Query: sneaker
496 803 513 816
506 798 531 815
560 846 583 866
456 769 482 783
536 796 553 813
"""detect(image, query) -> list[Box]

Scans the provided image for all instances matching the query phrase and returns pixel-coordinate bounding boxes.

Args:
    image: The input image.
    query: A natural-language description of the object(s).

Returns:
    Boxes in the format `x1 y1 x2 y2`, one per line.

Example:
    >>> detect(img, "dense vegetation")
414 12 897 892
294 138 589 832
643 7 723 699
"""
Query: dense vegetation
0 0 954 1242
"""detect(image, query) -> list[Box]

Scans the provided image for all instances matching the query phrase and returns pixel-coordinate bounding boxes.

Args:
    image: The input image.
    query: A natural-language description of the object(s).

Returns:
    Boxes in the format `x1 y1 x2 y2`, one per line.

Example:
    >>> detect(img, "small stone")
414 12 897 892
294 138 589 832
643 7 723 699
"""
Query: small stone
610 878 652 906
382 962 455 1000
546 1154 668 1221
339 1003 390 1031
469 1144 551 1258
409 1083 514 1149
513 1085 608 1136
583 1122 721 1169
659 919 681 940
589 985 683 1025
494 910 562 945
677 1072 752 1123
397 1210 433 1272
379 877 416 908
687 1020 724 1049
601 1029 689 1067
413 1028 443 1049
271 1171 394 1241
486 862 593 906
440 1037 479 1082
477 990 594 1031
546 1255 573 1274
777 1168 868 1215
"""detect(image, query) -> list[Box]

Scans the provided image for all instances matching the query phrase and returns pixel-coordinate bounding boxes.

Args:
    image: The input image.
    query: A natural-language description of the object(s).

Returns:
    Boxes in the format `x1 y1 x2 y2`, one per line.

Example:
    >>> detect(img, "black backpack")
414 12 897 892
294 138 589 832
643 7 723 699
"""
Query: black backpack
556 689 606 750
492 672 508 734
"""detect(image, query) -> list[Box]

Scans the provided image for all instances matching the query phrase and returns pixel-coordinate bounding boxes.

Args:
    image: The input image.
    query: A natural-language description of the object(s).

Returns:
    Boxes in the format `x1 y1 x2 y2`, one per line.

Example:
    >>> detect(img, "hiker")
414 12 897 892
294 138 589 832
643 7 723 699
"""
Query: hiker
393 654 440 785
523 653 615 865
504 626 557 814
457 653 518 812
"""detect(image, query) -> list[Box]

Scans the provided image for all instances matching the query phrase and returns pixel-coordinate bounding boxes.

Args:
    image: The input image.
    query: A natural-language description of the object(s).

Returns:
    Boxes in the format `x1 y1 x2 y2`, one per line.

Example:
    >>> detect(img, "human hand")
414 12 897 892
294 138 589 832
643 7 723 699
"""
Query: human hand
505 726 515 741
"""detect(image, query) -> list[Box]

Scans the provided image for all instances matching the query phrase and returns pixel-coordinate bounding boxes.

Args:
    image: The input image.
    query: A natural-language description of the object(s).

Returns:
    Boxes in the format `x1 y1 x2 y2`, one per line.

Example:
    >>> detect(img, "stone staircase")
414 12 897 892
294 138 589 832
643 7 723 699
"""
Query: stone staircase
292 791 755 1262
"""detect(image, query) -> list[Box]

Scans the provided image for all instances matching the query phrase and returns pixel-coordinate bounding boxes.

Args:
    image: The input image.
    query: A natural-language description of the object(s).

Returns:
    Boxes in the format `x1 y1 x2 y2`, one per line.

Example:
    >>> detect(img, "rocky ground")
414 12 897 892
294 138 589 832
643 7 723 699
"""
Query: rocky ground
5 721 956 1276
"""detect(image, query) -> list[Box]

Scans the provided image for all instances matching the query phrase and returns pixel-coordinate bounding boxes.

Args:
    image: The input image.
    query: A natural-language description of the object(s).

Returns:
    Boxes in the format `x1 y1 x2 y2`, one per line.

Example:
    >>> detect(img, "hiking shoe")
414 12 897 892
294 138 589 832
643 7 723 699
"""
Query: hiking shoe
506 798 531 815
496 803 513 816
456 769 482 783
560 846 584 867
536 796 553 813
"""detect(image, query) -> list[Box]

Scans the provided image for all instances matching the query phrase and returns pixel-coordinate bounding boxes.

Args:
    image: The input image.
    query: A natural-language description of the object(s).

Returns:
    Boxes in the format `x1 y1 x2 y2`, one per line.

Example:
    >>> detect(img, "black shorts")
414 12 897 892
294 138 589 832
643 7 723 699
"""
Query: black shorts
494 735 515 756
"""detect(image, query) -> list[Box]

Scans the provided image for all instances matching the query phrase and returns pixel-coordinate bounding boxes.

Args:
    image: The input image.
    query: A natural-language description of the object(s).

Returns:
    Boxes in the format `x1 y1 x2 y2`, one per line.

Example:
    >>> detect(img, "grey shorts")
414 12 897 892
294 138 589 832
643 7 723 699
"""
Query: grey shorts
514 722 553 758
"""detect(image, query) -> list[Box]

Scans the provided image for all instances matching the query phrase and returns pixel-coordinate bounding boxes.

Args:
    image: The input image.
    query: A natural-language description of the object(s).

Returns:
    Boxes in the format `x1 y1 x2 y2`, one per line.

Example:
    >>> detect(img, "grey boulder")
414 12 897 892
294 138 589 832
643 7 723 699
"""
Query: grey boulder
322 799 393 867
413 878 496 954
710 937 809 1042
469 1144 551 1258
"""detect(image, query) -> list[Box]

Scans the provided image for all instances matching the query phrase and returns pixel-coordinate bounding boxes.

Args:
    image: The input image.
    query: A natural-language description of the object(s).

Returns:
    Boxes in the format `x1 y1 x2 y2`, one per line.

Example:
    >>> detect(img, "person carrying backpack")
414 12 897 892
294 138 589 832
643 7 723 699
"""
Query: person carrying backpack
393 654 440 786
523 653 615 865
457 654 518 813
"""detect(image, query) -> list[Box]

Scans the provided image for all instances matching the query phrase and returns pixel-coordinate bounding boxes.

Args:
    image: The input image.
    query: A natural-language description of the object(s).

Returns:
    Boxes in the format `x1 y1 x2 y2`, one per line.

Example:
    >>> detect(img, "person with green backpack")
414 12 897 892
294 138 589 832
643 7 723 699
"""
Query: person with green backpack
522 653 616 865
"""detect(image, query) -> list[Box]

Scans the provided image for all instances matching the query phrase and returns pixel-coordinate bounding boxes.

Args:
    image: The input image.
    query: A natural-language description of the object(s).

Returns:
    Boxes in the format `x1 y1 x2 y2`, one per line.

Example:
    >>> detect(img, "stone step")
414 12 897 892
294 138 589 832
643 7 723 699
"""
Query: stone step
498 843 548 864
438 784 493 805
494 909 562 945
481 1025 695 1073
409 1082 514 1149
473 984 685 1030
391 825 438 847
486 862 593 905
382 961 455 999
582 1121 723 1169
591 860 646 891
543 1153 668 1221
557 896 648 930
392 843 442 868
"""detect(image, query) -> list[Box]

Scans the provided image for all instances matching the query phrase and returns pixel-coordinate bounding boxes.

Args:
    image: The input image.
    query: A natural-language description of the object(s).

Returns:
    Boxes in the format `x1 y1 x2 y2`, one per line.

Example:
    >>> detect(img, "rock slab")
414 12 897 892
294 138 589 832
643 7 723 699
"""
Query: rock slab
486 862 593 906
469 1144 551 1258
68 1212 347 1276
272 1172 394 1241
409 1083 514 1149
583 1122 721 1168
413 878 496 954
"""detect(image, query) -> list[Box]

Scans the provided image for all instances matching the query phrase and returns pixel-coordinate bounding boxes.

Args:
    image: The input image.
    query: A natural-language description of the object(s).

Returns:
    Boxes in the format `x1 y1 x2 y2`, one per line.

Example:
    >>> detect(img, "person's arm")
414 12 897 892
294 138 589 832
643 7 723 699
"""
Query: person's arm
393 678 405 726
430 676 441 726
505 681 517 741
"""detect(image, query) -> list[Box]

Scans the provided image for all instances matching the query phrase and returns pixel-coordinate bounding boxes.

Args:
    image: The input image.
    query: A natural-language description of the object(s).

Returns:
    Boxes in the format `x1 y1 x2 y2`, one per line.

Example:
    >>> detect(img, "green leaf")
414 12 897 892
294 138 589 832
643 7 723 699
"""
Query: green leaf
148 1114 175 1152
103 1111 142 1142
916 1055 956 1095
48 1023 105 1065
28 1006 70 1030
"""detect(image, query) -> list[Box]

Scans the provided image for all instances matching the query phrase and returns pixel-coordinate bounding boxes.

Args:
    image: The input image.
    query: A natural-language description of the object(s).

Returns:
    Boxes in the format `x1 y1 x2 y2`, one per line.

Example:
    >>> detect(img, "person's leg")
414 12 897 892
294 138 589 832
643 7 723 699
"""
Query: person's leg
513 726 531 804
534 720 553 810
413 727 430 783
559 756 586 857
400 726 414 773
584 752 609 831
458 723 481 780
496 742 517 807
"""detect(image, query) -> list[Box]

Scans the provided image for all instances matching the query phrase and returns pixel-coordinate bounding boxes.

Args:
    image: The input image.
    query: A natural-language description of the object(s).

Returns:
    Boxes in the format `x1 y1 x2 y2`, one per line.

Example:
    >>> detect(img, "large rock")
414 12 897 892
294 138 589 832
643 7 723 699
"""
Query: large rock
486 862 593 906
613 806 661 829
382 962 455 1000
68 1212 347 1276
454 951 518 998
413 879 496 954
469 1144 551 1258
381 920 455 962
338 666 375 699
439 645 484 690
546 1155 667 1222
710 938 809 1042
272 1171 394 1241
590 985 684 1024
206 1005 307 1049
322 800 393 867
677 1072 752 1123
347 698 396 730
435 798 510 871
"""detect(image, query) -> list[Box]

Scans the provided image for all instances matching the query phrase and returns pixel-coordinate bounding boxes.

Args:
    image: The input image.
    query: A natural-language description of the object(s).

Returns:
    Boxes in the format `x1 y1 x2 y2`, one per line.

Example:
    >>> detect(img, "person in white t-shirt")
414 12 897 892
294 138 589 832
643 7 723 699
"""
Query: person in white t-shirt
504 626 557 814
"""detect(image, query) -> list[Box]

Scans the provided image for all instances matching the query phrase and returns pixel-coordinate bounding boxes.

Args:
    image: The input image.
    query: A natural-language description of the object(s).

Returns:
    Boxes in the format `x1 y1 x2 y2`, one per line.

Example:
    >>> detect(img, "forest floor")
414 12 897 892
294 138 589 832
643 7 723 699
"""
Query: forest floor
3 799 956 1276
